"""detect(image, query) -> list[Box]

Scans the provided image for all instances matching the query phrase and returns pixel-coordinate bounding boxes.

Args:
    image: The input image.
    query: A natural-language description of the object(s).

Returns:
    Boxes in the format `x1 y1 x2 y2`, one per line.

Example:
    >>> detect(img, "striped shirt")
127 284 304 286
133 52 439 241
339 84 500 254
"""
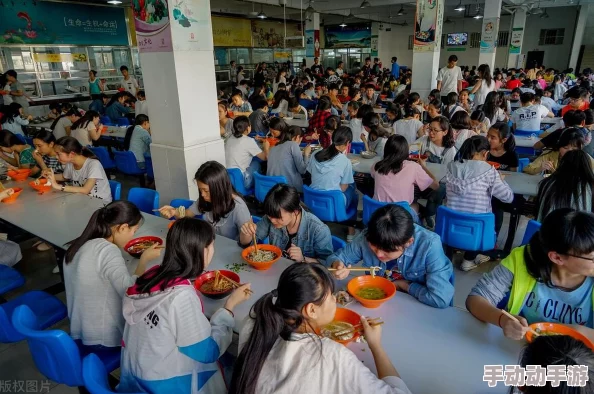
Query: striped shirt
43 155 64 174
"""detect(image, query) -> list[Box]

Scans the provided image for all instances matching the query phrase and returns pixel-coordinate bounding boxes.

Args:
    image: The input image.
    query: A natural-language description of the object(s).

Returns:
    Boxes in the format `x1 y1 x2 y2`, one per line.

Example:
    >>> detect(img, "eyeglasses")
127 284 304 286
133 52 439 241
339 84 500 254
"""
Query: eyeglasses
428 127 444 133
564 253 594 263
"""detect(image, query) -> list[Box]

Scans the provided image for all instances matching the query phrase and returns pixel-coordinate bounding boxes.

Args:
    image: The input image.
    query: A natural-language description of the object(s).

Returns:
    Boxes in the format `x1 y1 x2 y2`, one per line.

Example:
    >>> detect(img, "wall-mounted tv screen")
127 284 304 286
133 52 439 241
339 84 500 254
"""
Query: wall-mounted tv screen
447 32 468 46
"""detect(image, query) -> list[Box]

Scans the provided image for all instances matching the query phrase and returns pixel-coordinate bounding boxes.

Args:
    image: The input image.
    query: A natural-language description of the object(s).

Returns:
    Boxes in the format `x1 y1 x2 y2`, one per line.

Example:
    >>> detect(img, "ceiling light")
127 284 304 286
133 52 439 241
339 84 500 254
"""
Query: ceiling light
107 0 122 4
454 1 465 11
258 5 267 19
360 0 371 9
340 21 347 27
473 4 483 19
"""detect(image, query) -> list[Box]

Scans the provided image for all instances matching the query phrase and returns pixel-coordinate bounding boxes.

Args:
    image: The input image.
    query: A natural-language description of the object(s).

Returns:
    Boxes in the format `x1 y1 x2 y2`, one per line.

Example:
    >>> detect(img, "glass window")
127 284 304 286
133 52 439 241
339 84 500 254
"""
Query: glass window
236 48 250 65
252 48 273 64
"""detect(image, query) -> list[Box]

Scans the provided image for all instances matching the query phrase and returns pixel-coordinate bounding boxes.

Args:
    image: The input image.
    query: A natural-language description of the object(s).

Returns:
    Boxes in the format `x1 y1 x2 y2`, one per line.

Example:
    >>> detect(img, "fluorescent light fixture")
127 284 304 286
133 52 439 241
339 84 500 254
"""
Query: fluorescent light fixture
258 11 267 19
360 0 371 9
454 1 465 11
340 22 347 27
107 0 122 4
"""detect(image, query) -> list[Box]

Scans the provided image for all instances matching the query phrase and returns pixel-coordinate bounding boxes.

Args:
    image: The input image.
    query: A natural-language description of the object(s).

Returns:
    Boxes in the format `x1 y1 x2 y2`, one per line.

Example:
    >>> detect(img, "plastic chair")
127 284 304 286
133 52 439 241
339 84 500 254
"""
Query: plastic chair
83 354 142 394
116 117 130 127
362 195 414 226
514 129 542 138
227 168 253 196
0 290 67 343
170 199 194 210
89 147 116 171
331 235 346 252
254 172 287 203
302 185 357 223
521 220 541 246
350 142 365 154
144 154 154 180
11 305 121 387
108 180 121 201
25 136 34 146
517 158 530 173
0 265 25 296
99 116 113 126
435 206 496 252
14 134 27 144
113 151 145 176
128 187 160 216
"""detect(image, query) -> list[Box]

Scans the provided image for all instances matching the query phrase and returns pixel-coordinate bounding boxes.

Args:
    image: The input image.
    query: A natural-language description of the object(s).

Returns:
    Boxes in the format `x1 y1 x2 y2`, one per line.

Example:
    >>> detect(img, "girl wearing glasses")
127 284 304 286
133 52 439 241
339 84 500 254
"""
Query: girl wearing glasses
466 208 594 342
414 115 457 165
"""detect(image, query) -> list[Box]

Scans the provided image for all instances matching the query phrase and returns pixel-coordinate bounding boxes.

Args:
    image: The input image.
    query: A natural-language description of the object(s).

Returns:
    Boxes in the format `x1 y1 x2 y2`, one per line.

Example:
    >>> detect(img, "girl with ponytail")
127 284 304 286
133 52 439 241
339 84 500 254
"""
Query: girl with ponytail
42 136 112 202
64 201 159 348
361 112 390 157
231 263 410 394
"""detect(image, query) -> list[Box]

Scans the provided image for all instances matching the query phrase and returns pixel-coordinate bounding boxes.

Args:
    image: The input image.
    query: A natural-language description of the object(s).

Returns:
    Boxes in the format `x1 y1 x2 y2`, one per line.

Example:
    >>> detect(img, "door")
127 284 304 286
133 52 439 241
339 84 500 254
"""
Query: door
525 51 545 69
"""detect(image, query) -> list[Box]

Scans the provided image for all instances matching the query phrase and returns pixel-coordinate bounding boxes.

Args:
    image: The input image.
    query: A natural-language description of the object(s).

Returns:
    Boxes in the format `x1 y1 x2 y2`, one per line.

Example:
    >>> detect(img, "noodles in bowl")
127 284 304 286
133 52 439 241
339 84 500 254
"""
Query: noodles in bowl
194 270 241 300
241 244 282 270
248 249 277 262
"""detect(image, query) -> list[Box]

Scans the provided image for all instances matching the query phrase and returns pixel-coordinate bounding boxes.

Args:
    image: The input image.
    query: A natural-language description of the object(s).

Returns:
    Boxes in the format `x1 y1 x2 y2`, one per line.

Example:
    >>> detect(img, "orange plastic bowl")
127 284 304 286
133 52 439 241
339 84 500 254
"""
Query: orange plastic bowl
29 179 52 193
241 244 282 270
487 161 501 169
7 169 32 182
380 94 388 100
168 220 175 229
324 308 362 345
347 275 397 309
265 137 279 147
526 323 594 350
1 187 23 203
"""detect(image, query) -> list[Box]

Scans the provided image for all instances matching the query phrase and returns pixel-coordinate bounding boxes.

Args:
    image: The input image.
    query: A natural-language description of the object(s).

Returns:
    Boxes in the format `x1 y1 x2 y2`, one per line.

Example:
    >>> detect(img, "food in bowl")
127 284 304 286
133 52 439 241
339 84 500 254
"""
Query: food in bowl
194 270 240 300
321 321 355 341
1 187 22 203
360 151 377 159
347 275 396 308
526 322 594 350
128 241 156 254
487 161 501 169
249 248 277 262
356 286 387 300
124 236 164 258
241 244 282 270
7 169 32 181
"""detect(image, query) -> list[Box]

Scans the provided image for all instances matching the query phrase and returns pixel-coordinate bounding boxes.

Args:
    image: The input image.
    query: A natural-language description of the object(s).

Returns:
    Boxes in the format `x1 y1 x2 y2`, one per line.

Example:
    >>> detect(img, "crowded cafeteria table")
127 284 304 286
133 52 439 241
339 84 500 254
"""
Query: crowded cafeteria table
283 117 309 128
102 125 128 139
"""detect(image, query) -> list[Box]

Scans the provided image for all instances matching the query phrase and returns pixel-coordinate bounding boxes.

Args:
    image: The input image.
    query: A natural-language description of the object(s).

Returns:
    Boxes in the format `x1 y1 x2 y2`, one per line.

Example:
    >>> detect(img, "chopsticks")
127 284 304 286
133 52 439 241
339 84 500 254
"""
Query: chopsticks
500 310 539 336
251 216 258 253
333 317 384 337
327 266 381 278
216 270 254 295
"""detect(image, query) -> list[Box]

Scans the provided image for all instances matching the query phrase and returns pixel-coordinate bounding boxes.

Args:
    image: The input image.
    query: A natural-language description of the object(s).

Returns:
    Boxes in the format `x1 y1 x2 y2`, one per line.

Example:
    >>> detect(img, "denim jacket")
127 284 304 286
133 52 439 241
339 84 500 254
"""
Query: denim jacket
250 208 333 263
326 225 454 308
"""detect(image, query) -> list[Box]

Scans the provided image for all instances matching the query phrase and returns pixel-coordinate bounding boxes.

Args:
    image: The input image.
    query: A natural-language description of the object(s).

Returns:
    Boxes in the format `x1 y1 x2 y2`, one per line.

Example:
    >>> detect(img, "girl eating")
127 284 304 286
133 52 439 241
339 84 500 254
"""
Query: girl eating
458 90 473 113
486 122 518 172
305 96 333 141
393 105 423 145
361 112 389 157
64 201 161 348
70 110 102 147
267 126 311 192
31 130 63 177
450 111 477 150
467 208 594 341
240 184 333 262
159 161 250 241
0 130 35 169
218 101 234 141
230 263 411 394
119 218 251 394
124 114 152 169
42 137 112 202
414 116 457 165
0 103 31 136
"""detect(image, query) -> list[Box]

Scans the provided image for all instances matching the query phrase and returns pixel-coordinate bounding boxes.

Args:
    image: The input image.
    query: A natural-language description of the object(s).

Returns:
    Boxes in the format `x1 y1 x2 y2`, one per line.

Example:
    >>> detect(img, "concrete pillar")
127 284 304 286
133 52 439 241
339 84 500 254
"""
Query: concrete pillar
305 12 320 66
569 5 593 72
411 0 444 99
477 0 502 70
507 10 526 69
140 0 224 204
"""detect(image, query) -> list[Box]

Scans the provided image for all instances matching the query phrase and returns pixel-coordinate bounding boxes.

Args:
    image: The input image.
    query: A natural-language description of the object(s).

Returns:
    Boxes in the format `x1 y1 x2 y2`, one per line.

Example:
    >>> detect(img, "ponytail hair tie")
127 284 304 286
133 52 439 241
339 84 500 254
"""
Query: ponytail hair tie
271 289 278 297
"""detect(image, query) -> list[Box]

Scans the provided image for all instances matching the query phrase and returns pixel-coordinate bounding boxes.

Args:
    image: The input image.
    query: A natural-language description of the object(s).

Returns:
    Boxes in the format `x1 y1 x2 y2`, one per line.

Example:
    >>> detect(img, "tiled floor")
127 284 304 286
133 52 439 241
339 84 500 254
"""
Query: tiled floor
0 175 530 392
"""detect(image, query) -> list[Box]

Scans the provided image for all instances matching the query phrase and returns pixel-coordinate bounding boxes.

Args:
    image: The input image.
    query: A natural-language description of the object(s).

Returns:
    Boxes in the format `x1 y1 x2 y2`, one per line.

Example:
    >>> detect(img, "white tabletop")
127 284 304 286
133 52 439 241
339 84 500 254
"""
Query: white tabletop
283 117 309 128
348 154 542 196
373 107 386 114
515 136 538 148
101 126 128 139
28 120 54 129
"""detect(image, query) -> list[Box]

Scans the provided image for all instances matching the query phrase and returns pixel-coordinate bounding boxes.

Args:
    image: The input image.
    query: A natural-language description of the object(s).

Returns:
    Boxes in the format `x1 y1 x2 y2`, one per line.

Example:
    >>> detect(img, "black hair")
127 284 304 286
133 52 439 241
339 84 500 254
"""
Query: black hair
362 112 389 139
374 135 409 176
409 92 421 103
65 201 143 263
489 121 516 151
470 110 486 122
119 65 129 72
288 97 300 110
403 104 421 118
482 91 500 122
0 130 25 148
457 135 490 162
0 103 22 125
194 161 239 224
429 89 441 100
271 90 289 110
448 55 458 62
230 263 335 394
5 70 17 79
563 110 586 127
478 64 493 86
585 109 594 126
450 111 472 130
71 110 100 132
50 108 80 130
275 68 287 83
554 127 584 152
232 116 251 138
124 114 150 150
137 90 146 99
356 104 374 119
54 136 97 159
328 83 339 91
365 205 414 251
105 92 127 109
428 98 442 114
446 92 458 106
278 125 303 144
263 184 303 219
537 151 594 222
347 100 361 113
525 208 594 286
252 98 269 112
520 92 535 104
135 218 215 293
49 103 61 111
32 129 56 145
429 116 455 149
231 89 244 99
324 115 340 133
268 117 288 134
568 86 589 100
314 126 353 163
349 87 360 98
316 96 332 112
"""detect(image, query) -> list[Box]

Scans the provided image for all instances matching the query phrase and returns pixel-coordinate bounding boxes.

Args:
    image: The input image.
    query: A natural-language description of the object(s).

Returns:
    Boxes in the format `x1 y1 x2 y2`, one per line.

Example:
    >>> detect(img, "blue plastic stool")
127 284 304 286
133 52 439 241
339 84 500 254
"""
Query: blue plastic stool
517 158 530 173
83 354 142 394
331 236 346 252
116 118 130 127
0 290 67 343
0 265 25 296
521 220 541 246
108 180 121 201
113 151 145 176
302 185 357 223
88 147 116 171
227 168 254 196
128 187 160 215
254 172 287 203
435 206 496 252
362 195 415 226
144 154 154 180
350 142 365 154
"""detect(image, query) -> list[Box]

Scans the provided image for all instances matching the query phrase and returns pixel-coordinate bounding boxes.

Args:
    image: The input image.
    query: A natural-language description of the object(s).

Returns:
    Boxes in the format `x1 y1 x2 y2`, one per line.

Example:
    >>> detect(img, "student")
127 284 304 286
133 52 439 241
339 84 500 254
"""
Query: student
119 65 139 96
248 98 270 135
553 74 568 102
5 70 29 112
494 72 504 90
31 130 63 177
123 114 151 169
51 108 81 140
89 93 108 115
230 89 253 117
239 184 333 262
0 130 35 169
458 90 473 113
327 83 344 112
506 74 522 90
88 70 103 95
482 91 507 126
267 126 311 192
361 84 379 106
305 96 333 139
231 263 410 394
511 92 553 131
536 150 594 222
450 111 477 150
470 110 490 135
329 205 454 308
345 100 361 122
393 105 423 145
470 64 496 107
105 93 131 123
287 97 308 120
467 208 594 340
225 116 269 189
64 201 160 347
338 85 351 104
380 83 393 100
249 83 267 109
445 136 513 270
218 100 234 141
270 90 289 116
487 122 518 171
426 98 442 120
361 112 389 157
349 104 373 143
562 86 589 116
437 55 463 101
267 117 288 139
414 115 457 165
135 90 148 116
409 92 424 116
119 218 251 394
70 110 101 147
524 128 594 175
47 103 61 120
443 92 464 120
534 110 587 150
384 106 399 127
0 103 31 136
42 137 112 202
371 135 439 219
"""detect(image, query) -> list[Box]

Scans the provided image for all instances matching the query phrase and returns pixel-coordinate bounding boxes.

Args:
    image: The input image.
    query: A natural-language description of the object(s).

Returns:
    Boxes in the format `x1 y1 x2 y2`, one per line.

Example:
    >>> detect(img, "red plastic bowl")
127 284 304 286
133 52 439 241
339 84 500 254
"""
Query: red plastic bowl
347 275 397 309
124 236 163 258
1 187 22 203
487 161 501 169
526 323 594 350
194 270 240 300
408 153 428 161
7 169 32 182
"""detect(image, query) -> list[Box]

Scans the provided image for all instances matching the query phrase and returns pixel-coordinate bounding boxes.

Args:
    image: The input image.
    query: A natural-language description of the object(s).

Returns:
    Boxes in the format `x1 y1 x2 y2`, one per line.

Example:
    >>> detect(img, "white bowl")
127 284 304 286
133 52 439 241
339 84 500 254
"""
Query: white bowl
360 151 377 159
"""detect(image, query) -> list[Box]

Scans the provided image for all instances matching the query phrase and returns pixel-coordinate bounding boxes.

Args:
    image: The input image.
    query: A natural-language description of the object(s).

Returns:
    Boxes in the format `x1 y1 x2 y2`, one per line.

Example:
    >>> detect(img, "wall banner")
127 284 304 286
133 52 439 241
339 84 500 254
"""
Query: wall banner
133 0 172 52
509 27 524 54
414 0 443 53
324 24 371 49
480 17 499 54
212 16 252 47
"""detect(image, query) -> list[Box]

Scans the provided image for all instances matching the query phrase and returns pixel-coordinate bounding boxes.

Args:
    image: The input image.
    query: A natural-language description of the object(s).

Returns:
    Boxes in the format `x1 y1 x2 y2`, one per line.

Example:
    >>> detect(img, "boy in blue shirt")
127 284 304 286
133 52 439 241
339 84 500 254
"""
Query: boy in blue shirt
327 205 454 308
